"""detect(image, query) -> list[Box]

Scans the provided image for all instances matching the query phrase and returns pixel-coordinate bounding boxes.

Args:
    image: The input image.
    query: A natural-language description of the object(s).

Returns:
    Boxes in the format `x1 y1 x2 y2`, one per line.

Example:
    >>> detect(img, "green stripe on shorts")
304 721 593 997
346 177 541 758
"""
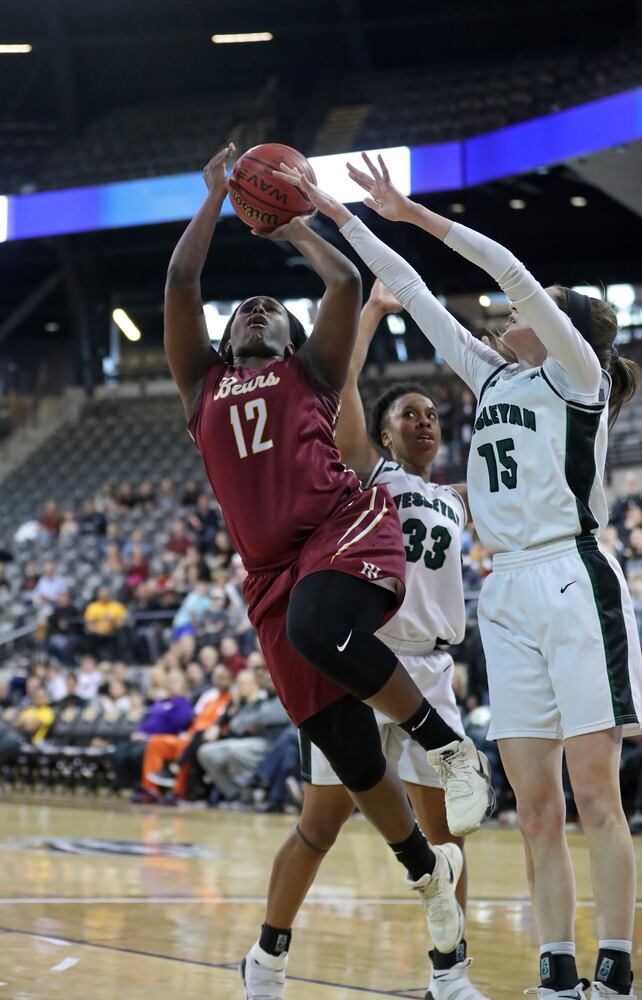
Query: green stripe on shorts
576 536 636 725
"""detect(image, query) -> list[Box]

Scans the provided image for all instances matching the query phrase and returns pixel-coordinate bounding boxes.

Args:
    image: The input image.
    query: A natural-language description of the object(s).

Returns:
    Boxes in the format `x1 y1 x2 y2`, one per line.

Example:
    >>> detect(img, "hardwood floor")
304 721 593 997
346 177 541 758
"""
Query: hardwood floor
0 799 639 998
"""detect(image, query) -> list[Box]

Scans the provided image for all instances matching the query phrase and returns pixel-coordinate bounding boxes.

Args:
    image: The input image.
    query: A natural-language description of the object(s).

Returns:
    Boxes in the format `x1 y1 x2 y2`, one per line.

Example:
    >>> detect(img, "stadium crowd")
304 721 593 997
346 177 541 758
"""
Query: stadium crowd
1 456 641 830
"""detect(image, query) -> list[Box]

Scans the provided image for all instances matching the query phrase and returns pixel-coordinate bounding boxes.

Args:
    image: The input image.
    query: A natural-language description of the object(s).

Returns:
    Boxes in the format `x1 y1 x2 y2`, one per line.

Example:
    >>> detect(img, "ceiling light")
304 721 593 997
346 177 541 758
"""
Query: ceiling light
479 295 491 308
0 44 32 54
570 195 587 207
44 322 60 333
607 284 635 309
449 203 466 214
112 308 141 342
509 198 526 210
212 32 273 44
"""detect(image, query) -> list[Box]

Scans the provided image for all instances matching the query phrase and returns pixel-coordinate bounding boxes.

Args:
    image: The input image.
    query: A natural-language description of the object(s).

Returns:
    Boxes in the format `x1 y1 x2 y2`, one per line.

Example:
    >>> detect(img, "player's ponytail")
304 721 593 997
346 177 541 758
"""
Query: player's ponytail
552 286 640 428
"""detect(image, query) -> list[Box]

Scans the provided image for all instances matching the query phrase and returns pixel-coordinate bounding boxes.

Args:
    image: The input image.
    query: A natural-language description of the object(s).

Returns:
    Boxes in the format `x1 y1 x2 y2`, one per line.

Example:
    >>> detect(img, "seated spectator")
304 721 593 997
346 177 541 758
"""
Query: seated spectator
99 678 131 714
245 725 301 813
100 521 124 557
198 645 220 680
137 667 233 803
14 686 55 743
117 481 138 509
39 499 62 536
197 670 289 804
611 472 642 539
111 671 193 790
599 525 626 570
137 481 156 509
45 663 68 703
188 494 220 551
124 542 149 593
181 479 201 507
33 561 69 611
210 530 234 569
199 595 230 645
59 509 79 539
166 520 191 556
185 662 208 704
55 672 86 710
46 591 82 665
84 586 128 659
79 499 106 536
122 528 151 560
158 478 177 509
220 637 247 678
171 579 213 640
75 655 102 701
21 561 40 597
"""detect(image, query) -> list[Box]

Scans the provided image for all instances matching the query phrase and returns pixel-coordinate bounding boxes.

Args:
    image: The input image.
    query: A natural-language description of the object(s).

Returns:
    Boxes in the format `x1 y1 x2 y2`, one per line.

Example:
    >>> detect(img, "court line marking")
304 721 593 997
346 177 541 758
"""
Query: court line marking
0 925 426 998
0 895 640 907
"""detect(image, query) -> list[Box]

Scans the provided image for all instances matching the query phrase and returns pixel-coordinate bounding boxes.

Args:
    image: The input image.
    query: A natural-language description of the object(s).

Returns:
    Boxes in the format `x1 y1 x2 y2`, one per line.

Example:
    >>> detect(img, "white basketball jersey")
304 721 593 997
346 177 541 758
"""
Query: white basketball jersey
366 460 467 655
468 358 611 553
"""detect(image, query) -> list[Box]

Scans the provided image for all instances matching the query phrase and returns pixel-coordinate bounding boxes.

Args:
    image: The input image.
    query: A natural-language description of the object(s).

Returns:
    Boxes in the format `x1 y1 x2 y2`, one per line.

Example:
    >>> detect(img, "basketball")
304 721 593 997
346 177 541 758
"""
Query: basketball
228 142 317 231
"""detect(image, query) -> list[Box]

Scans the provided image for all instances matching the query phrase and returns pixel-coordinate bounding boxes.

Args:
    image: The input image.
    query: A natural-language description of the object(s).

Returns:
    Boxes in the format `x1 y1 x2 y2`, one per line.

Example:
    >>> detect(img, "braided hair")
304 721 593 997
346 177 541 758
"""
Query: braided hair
368 382 433 452
218 300 307 359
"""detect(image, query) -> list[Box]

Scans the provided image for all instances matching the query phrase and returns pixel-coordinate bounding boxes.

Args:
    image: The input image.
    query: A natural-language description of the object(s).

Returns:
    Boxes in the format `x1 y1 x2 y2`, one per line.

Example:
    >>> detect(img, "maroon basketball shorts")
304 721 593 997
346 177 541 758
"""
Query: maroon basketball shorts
243 485 406 726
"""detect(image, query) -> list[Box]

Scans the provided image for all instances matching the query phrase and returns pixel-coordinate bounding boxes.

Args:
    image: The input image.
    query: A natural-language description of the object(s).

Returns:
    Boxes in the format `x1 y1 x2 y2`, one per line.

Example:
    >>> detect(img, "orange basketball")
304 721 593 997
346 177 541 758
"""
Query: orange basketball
228 143 317 231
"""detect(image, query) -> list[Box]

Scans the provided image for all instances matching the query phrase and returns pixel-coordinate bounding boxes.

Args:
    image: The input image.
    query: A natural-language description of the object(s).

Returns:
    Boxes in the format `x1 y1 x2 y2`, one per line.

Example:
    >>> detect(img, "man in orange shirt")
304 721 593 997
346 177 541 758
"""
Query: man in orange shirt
140 666 233 800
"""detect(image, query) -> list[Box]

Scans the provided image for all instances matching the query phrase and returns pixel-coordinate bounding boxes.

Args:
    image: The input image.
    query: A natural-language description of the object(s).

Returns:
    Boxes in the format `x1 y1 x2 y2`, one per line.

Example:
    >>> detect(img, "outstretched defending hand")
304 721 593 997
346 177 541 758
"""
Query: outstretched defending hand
250 215 313 241
204 143 236 197
272 164 353 228
346 153 411 222
368 278 404 315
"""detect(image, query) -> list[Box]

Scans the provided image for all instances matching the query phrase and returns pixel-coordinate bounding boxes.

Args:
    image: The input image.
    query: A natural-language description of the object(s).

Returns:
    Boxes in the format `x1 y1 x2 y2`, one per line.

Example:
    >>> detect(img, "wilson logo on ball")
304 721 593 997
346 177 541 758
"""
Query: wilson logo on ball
229 188 279 228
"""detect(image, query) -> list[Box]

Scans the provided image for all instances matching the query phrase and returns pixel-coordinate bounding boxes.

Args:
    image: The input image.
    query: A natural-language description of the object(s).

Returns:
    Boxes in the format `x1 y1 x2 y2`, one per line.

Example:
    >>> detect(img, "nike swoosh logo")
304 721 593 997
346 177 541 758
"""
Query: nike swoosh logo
411 708 431 732
473 750 488 779
336 630 352 653
560 580 577 593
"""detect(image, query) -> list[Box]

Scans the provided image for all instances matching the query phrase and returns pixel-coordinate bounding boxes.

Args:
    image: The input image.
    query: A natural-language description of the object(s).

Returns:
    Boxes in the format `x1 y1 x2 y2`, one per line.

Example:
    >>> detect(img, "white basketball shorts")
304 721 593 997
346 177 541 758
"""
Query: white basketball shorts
479 536 642 741
300 649 465 788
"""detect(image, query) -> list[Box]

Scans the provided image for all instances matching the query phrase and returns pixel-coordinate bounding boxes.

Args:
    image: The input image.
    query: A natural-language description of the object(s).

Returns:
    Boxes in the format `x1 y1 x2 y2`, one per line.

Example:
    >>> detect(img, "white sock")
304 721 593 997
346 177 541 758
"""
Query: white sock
599 939 632 954
540 941 576 957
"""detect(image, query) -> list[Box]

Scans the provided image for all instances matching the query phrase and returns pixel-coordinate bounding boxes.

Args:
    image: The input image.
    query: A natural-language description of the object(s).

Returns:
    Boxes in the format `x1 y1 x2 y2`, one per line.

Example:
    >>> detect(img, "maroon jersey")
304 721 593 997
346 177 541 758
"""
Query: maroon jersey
188 353 362 571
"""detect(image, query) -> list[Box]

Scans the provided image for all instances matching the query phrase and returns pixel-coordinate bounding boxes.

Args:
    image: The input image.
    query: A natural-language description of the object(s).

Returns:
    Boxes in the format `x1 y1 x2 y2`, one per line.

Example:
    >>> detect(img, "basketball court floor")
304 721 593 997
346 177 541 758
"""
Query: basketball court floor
1 798 640 998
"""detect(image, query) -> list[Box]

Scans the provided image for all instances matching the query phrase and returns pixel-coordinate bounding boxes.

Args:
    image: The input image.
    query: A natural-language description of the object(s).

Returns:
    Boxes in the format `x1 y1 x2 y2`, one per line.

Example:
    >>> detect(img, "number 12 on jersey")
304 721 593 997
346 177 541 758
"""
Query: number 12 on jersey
230 398 274 458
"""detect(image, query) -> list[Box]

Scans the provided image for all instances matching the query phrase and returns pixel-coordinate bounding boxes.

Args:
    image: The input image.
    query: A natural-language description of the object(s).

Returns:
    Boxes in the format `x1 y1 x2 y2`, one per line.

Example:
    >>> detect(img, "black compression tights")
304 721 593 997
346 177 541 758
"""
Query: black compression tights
286 571 399 701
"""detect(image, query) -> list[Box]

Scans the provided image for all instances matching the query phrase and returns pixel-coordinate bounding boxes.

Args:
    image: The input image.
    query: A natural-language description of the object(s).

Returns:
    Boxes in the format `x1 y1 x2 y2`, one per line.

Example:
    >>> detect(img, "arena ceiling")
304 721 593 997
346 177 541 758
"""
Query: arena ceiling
1 0 641 377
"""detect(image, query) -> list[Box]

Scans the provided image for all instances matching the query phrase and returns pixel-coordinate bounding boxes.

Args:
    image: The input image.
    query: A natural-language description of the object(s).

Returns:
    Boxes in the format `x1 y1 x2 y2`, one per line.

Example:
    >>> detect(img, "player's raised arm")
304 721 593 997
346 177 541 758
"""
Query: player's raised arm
164 144 234 418
348 153 600 394
266 166 361 392
335 281 401 482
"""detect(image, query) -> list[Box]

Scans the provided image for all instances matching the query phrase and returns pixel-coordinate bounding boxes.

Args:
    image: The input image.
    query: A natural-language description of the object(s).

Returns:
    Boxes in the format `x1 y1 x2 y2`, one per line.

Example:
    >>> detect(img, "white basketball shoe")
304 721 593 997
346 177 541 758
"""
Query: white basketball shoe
591 984 637 998
426 737 495 836
524 984 589 998
407 843 465 955
426 956 490 999
241 941 287 999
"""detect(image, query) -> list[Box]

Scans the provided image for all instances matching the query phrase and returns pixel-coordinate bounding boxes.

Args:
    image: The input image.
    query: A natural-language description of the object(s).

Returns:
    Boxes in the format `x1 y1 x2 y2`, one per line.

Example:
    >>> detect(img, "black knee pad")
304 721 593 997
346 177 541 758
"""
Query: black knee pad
300 695 386 793
286 571 398 701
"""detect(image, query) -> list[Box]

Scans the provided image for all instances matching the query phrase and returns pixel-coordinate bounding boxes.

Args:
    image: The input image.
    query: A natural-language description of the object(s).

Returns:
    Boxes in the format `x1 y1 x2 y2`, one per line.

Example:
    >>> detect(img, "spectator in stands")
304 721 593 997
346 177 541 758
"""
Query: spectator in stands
111 671 193 790
14 686 54 744
166 520 191 556
20 561 40 597
626 526 642 579
122 528 151 560
33 562 69 611
158 478 177 509
117 482 138 509
84 586 128 659
198 645 220 680
171 578 213 640
39 499 62 536
197 670 289 805
188 494 220 552
245 725 301 813
219 636 246 677
45 663 68 703
622 502 642 548
55 672 86 710
199 594 229 645
137 666 234 803
458 388 476 460
99 678 131 714
181 479 201 506
124 542 149 593
75 655 102 701
210 529 234 569
100 521 124 556
130 580 163 663
600 525 627 571
79 499 106 536
137 481 156 509
46 591 82 665
185 662 207 704
59 510 79 540
611 472 642 538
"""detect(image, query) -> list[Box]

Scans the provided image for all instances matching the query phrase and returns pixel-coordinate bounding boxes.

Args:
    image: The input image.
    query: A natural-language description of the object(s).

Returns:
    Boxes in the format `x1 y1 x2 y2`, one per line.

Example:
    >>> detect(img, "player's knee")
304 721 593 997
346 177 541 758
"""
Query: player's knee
572 780 622 830
299 816 343 852
516 791 566 843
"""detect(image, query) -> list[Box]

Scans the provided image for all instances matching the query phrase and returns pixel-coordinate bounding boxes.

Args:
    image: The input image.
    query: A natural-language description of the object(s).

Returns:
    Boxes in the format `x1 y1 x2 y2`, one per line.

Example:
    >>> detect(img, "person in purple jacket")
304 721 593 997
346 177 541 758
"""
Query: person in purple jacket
111 671 193 792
